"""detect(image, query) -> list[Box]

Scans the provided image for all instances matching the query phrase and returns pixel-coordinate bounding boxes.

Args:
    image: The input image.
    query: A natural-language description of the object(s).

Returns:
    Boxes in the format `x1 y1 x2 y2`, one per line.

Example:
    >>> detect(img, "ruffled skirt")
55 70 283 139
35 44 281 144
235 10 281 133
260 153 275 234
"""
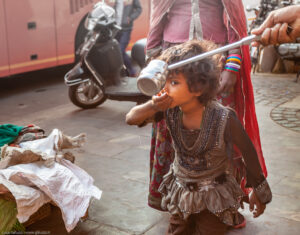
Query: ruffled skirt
158 167 245 226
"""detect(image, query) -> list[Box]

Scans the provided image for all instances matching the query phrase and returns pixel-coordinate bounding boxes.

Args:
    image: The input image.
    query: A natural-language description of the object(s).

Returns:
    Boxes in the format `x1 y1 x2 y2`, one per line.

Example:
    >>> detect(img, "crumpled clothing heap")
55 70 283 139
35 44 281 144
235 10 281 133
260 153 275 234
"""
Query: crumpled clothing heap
0 124 24 154
13 124 46 146
0 129 84 169
0 129 102 232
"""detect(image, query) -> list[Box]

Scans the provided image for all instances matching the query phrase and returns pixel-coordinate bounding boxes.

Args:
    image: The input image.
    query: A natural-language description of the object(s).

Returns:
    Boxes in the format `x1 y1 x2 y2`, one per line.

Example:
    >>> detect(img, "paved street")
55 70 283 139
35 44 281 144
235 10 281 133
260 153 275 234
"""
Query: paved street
0 68 300 235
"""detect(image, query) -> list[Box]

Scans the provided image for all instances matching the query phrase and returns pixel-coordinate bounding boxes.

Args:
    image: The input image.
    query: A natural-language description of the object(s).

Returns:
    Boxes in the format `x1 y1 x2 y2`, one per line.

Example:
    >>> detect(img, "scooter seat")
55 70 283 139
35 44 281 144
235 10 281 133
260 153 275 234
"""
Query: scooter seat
105 76 142 96
131 38 146 68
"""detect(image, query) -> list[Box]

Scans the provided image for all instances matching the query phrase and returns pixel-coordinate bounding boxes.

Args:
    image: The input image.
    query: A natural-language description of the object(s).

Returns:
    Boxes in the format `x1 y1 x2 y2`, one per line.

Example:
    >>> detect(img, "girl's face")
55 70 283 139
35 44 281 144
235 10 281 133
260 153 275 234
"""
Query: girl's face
164 72 202 108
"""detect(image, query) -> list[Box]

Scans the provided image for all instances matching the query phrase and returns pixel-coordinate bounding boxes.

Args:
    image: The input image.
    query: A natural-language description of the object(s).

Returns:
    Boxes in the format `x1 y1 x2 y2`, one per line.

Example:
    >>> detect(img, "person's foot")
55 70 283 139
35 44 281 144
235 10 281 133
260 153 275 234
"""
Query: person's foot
233 212 246 229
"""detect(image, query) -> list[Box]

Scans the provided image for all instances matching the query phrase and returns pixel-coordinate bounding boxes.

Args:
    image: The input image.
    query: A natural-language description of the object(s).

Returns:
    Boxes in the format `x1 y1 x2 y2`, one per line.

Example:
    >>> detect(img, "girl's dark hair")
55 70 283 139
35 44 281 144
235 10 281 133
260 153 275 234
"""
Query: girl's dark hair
158 40 221 105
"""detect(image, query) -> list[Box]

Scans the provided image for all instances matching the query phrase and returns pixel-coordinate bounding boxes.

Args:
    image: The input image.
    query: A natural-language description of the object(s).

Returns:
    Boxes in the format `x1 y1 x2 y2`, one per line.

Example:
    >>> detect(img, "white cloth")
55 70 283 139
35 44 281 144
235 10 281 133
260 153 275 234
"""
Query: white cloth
0 129 101 232
0 160 101 232
0 174 51 221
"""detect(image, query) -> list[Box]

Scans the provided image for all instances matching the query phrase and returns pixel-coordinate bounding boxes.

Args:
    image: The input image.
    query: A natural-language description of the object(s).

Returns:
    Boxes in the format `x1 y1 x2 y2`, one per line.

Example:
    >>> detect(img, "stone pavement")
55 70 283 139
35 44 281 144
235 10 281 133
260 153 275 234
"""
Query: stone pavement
1 72 300 234
253 74 300 133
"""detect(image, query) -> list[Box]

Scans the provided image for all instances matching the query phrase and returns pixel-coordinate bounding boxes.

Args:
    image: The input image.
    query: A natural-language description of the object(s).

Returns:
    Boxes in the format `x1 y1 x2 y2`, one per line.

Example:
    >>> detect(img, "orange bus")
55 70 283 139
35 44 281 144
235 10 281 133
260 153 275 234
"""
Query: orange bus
0 0 150 78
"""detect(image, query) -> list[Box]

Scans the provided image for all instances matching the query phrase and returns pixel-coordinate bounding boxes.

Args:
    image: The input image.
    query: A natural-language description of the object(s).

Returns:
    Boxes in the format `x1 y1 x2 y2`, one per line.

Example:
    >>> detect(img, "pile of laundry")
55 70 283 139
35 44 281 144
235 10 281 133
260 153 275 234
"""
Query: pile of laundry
0 124 102 233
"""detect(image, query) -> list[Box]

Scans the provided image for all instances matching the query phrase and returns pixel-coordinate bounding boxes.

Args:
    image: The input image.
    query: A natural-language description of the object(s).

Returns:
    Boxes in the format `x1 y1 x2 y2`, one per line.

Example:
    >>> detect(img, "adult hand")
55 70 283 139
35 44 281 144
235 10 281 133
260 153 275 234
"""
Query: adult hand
218 70 237 94
249 191 266 218
127 16 132 24
251 5 300 46
152 89 172 112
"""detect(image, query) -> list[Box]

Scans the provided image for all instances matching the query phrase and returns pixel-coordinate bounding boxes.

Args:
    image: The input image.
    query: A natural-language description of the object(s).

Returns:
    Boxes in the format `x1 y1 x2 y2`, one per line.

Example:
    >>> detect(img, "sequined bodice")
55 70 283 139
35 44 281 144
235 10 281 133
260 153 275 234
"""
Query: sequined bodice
166 101 229 175
181 128 200 149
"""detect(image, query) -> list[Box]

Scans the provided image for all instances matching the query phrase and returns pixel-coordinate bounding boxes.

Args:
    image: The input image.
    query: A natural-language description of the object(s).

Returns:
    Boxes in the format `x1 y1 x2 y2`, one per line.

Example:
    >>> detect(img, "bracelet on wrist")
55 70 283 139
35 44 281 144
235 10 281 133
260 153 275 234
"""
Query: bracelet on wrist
224 68 239 74
224 52 241 74
226 54 242 65
228 53 242 59
226 62 241 69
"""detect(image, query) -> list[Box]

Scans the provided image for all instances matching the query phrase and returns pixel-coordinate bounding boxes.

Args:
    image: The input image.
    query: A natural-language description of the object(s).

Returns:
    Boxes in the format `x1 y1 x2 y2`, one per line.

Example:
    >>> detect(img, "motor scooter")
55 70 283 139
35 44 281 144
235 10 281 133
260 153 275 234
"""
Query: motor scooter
64 2 149 109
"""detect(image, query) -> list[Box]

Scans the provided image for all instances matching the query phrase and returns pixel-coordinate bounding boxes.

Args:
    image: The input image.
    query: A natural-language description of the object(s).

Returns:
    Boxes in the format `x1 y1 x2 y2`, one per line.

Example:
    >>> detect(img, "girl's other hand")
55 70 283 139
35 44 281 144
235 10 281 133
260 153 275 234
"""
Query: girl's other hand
152 89 173 111
240 195 249 209
249 191 266 218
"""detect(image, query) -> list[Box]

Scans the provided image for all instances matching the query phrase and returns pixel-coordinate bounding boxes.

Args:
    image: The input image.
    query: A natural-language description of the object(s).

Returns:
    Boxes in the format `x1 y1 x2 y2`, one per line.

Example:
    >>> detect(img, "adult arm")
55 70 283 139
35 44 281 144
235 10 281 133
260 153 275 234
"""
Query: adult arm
218 22 240 94
146 14 168 58
130 0 142 22
252 5 300 45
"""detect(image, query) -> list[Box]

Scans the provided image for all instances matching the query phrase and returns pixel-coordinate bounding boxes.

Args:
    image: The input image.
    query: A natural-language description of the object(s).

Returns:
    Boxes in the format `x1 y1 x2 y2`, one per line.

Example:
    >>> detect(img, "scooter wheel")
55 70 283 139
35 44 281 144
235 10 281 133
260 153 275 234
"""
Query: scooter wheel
68 80 107 109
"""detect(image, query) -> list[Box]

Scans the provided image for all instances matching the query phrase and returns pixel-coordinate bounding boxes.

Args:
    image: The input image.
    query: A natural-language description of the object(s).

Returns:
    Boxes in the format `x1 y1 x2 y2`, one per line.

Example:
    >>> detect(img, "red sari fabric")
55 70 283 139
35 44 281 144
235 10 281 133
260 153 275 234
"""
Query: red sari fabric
223 0 267 177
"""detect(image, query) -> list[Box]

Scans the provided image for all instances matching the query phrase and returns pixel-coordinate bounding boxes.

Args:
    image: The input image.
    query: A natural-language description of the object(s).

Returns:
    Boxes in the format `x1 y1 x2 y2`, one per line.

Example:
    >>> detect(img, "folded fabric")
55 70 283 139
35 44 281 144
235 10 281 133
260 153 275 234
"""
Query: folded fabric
0 128 100 232
0 124 24 148
0 160 101 232
0 174 51 222
13 124 46 145
19 128 86 157
0 146 44 169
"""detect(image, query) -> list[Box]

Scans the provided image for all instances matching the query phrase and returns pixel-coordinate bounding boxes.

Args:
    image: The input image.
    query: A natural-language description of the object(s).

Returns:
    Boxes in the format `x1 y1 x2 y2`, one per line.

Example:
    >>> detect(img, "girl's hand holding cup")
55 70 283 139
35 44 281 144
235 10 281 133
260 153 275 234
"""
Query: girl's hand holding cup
151 88 172 112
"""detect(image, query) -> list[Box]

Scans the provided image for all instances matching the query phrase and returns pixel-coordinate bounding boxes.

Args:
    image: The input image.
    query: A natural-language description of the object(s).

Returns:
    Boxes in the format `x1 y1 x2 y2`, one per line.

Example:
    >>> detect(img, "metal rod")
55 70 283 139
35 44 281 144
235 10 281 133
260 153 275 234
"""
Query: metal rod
168 35 261 70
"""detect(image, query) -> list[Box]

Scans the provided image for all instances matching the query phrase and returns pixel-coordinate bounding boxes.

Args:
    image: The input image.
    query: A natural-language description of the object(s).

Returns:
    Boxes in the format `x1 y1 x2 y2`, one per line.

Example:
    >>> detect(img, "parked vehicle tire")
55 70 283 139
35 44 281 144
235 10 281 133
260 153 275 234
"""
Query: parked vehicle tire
68 79 107 109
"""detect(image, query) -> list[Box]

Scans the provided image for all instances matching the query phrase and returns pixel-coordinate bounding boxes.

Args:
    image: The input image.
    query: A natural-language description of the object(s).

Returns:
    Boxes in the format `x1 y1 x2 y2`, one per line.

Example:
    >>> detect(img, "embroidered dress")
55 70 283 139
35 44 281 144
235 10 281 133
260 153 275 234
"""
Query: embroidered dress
147 0 267 210
158 101 272 227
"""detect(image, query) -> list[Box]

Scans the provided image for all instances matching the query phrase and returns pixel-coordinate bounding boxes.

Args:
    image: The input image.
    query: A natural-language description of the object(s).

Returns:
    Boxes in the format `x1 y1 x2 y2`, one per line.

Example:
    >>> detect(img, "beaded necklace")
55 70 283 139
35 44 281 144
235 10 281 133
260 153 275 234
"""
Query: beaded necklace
178 106 206 152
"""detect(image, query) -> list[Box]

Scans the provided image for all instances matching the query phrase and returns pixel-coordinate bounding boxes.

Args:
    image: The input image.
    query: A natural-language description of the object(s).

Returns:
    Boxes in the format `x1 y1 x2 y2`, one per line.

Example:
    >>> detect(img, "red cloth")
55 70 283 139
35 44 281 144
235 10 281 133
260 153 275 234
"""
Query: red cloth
223 0 267 177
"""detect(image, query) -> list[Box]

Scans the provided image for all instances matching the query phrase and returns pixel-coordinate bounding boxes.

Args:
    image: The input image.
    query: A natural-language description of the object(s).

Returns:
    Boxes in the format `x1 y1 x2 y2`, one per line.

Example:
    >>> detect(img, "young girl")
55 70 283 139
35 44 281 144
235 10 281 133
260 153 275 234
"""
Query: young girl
126 40 272 235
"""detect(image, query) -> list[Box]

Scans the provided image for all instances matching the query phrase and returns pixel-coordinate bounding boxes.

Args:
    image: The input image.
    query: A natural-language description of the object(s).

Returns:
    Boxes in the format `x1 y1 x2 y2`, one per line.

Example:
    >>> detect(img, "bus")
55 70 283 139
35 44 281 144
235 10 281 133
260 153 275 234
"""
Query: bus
0 0 150 78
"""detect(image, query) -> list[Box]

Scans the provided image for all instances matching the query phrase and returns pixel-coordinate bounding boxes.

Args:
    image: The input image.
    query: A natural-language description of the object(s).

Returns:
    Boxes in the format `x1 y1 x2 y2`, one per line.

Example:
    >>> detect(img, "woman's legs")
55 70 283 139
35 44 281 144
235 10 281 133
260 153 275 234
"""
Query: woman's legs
116 29 136 76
